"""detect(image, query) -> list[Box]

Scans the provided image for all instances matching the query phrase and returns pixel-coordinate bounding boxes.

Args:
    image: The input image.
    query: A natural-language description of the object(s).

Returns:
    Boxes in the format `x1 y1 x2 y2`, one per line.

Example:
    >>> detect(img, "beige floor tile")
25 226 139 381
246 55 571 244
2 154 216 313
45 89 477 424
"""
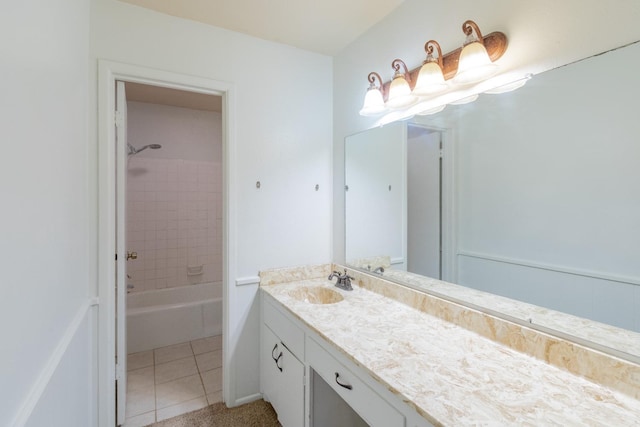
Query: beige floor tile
195 350 222 373
154 342 193 364
206 391 223 405
125 387 156 419
127 350 154 371
155 373 205 409
201 367 223 395
156 396 208 422
123 411 155 427
155 356 198 384
127 366 155 392
191 335 222 355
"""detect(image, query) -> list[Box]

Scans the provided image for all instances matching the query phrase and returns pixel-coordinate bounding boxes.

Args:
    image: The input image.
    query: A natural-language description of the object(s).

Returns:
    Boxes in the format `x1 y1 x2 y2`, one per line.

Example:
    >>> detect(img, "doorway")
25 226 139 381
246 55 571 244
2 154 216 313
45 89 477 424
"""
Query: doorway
121 82 224 425
97 61 235 427
406 124 442 279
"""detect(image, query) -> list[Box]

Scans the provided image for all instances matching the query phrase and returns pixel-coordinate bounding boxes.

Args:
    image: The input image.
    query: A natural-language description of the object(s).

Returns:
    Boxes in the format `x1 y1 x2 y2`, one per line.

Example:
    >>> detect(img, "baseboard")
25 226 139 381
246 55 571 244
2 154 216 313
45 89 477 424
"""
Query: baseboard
10 299 93 427
232 393 263 407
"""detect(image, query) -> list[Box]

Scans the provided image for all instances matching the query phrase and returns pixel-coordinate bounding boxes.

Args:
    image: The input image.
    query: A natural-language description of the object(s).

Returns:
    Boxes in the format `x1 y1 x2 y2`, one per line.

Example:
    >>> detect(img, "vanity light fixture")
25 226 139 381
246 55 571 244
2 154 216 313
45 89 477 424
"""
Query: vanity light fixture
412 40 447 96
453 20 499 85
359 72 387 116
359 19 509 121
385 59 418 110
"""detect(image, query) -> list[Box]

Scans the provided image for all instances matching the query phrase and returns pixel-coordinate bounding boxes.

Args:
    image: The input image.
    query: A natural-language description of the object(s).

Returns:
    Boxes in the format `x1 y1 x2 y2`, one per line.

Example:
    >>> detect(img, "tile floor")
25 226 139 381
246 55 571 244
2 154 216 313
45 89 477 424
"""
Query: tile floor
123 335 223 427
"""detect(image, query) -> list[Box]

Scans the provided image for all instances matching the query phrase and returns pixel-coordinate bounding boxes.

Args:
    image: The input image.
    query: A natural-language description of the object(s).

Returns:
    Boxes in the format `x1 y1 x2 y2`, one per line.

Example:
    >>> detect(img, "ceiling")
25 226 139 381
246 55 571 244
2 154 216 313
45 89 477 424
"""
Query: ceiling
118 0 405 55
125 82 222 112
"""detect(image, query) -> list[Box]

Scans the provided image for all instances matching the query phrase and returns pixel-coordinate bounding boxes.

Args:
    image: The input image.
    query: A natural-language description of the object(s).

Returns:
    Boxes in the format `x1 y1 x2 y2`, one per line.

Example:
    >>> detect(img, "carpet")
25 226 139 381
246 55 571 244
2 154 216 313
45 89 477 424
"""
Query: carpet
146 400 281 427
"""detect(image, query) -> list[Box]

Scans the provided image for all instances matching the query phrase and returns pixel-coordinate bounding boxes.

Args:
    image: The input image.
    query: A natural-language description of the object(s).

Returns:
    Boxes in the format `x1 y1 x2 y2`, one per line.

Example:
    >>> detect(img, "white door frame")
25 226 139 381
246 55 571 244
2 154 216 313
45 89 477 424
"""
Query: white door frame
97 60 236 427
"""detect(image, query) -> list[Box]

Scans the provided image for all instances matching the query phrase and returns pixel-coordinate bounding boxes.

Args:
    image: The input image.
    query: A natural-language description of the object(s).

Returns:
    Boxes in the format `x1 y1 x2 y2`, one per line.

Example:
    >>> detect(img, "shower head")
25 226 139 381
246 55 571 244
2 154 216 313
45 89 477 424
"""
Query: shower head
127 143 162 156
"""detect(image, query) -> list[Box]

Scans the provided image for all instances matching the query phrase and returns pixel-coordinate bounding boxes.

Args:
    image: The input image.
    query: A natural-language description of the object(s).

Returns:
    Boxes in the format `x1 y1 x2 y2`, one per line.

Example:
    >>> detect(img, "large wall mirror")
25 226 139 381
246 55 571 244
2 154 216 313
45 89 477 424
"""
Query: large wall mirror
344 41 640 362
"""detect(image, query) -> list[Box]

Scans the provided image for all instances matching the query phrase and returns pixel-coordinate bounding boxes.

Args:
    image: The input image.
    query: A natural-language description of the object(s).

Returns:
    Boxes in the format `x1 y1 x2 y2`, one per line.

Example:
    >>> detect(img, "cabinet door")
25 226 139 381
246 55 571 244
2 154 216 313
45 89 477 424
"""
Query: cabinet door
262 325 305 427
261 325 281 406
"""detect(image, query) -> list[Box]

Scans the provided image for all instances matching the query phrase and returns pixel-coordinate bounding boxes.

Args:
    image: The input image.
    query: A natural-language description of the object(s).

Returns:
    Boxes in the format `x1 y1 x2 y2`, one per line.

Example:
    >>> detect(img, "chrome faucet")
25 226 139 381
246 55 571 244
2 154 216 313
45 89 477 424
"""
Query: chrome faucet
328 269 354 291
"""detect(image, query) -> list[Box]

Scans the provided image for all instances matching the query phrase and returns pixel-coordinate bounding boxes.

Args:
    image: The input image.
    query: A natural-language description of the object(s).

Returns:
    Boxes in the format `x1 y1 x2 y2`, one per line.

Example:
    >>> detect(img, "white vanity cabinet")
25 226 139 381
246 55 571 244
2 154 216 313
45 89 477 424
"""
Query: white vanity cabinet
261 291 435 427
261 297 305 427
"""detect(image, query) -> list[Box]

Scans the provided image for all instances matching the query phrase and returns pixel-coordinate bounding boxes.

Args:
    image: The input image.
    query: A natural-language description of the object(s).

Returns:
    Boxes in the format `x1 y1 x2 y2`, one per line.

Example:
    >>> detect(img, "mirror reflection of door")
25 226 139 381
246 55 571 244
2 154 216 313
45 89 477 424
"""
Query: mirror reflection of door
407 124 442 279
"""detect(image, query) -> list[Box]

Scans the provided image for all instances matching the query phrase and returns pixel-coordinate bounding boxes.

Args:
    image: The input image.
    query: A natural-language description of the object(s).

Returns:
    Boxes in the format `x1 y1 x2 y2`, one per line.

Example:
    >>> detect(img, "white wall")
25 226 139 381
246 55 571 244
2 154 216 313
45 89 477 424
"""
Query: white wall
90 0 333 405
0 0 94 426
333 0 640 260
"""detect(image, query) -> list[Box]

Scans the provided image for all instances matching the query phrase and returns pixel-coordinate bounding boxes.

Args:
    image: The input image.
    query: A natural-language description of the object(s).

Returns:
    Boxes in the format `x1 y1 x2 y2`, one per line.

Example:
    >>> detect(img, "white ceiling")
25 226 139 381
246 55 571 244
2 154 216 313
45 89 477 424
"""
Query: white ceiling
118 0 405 55
125 82 222 112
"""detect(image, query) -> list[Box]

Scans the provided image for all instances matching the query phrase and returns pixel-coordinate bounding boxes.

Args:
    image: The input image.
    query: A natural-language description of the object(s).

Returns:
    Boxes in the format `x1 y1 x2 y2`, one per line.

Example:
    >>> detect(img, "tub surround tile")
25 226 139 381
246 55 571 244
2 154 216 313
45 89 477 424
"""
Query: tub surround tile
261 273 640 426
127 350 154 371
259 263 331 286
155 373 205 409
154 342 193 365
155 356 198 384
344 266 640 400
156 396 208 422
195 350 222 373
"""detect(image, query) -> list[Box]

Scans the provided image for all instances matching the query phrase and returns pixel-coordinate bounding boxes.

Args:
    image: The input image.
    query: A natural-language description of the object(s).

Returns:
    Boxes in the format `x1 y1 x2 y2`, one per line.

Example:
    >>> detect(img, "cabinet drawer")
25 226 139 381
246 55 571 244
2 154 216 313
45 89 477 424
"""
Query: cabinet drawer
307 337 404 427
263 296 305 359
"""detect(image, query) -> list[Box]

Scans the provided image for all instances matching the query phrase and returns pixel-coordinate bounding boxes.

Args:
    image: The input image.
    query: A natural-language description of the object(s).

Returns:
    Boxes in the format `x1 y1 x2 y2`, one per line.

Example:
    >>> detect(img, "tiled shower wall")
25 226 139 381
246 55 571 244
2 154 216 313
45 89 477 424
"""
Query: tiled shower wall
126 158 222 292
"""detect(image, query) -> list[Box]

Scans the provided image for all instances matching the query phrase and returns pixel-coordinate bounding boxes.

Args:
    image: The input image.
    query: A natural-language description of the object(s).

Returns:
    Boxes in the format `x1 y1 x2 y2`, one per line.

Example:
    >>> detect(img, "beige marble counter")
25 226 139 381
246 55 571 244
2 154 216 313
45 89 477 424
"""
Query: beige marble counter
380 269 640 360
261 276 640 426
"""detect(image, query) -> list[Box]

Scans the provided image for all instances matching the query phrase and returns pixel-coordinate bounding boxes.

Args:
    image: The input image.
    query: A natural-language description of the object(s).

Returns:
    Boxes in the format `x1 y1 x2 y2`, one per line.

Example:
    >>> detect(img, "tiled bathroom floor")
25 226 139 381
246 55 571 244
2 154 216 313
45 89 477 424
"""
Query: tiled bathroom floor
123 335 223 427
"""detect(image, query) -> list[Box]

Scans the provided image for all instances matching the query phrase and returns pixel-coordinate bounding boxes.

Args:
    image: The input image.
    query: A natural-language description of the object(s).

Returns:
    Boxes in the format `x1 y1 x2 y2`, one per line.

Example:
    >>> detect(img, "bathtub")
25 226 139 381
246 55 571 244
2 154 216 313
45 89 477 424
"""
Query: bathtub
127 282 222 354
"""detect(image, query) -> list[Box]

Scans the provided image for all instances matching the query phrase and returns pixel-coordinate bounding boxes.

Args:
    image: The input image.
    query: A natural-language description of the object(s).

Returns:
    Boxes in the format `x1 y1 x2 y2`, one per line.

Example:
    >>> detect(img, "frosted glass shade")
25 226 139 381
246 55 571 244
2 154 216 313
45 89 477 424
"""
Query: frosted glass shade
453 41 498 84
385 75 417 110
412 61 447 96
359 87 386 116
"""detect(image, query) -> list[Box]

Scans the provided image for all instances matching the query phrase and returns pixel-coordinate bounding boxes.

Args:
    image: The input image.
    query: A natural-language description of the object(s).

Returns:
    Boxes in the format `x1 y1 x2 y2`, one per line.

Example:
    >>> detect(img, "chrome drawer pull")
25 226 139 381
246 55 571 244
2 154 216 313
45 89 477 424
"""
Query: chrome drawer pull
335 372 353 390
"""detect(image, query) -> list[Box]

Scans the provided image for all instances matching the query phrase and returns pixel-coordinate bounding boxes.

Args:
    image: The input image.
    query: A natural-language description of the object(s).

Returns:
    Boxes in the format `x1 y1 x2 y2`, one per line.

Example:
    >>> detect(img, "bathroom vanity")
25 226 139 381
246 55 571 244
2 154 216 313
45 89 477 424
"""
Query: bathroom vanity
259 264 640 426
261 278 430 427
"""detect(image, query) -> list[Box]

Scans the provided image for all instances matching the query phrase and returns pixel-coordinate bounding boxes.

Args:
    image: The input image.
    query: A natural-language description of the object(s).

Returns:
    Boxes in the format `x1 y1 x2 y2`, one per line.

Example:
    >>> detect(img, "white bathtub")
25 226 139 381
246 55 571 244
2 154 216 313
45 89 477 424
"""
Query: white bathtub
127 282 222 353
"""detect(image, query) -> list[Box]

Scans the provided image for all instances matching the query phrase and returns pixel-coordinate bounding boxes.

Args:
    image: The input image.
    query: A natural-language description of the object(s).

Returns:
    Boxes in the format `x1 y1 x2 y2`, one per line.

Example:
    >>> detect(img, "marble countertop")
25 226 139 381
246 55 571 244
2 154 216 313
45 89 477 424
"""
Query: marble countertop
380 269 640 359
261 278 640 426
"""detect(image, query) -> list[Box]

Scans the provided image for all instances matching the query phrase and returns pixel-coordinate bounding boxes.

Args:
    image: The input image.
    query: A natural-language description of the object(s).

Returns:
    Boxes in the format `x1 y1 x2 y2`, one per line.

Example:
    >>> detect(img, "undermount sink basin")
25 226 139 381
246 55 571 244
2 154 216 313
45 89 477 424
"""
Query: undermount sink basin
288 286 344 305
